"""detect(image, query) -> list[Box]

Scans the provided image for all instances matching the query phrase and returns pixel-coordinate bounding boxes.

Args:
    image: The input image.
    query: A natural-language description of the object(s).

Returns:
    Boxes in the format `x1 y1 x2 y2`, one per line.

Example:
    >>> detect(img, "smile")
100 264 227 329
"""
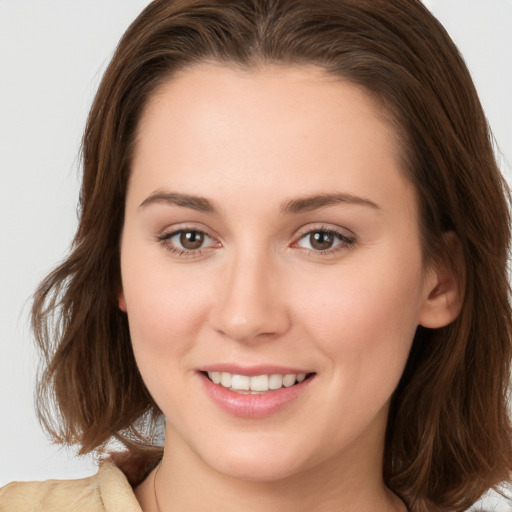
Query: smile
200 368 315 418
206 371 308 393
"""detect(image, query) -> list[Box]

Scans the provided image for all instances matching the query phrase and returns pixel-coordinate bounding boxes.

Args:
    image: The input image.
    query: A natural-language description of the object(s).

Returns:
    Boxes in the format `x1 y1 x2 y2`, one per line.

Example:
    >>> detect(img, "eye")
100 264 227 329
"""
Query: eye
176 230 206 250
294 228 355 253
159 228 218 255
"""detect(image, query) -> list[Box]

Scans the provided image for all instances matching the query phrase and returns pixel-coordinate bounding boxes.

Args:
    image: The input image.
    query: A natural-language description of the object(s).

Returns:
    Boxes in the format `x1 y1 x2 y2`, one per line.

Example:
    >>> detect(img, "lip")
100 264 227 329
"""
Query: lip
197 363 311 377
198 367 315 419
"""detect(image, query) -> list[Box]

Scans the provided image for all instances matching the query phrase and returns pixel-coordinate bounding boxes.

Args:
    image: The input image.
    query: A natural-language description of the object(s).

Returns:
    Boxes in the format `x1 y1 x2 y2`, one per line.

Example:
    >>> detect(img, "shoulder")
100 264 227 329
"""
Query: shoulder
0 462 142 512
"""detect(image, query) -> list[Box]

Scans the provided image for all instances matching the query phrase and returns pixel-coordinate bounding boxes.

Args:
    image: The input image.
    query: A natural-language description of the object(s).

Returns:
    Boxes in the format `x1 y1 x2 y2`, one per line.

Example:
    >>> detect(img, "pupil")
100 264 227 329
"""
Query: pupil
180 231 204 250
310 231 333 250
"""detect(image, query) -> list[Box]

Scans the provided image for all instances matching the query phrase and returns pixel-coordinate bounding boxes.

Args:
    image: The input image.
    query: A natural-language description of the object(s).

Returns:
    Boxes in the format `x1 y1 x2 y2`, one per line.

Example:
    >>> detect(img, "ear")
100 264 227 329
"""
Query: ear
118 290 127 312
419 232 465 329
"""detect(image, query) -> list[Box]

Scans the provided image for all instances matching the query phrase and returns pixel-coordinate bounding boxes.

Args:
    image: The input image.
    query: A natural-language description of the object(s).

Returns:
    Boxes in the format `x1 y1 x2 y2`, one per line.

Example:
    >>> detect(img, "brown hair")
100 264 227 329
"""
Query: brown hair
32 0 512 510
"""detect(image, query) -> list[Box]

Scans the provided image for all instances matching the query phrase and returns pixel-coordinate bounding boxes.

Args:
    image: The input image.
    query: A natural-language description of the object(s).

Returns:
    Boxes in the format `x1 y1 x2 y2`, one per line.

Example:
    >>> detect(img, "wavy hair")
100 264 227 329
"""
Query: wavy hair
32 1 512 510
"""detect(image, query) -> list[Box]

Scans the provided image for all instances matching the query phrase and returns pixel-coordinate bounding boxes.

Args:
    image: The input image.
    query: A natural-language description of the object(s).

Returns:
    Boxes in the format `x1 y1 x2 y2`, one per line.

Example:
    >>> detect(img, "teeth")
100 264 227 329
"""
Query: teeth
250 374 269 392
210 371 221 384
283 374 296 387
207 371 308 392
231 374 250 391
220 372 232 388
269 374 283 390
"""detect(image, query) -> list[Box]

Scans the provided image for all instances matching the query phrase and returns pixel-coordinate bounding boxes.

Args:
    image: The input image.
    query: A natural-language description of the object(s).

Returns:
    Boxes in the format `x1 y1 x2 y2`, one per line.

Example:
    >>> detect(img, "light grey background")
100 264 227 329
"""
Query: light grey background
1 1 511 508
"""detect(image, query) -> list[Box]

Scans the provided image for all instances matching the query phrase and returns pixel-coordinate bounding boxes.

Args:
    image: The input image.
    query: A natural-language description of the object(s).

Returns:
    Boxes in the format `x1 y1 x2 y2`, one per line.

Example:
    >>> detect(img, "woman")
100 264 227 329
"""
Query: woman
1 0 510 511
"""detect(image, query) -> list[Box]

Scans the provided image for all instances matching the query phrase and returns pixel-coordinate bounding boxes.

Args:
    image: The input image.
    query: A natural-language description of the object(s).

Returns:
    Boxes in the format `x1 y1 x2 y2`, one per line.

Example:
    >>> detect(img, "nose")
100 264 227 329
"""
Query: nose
210 250 291 343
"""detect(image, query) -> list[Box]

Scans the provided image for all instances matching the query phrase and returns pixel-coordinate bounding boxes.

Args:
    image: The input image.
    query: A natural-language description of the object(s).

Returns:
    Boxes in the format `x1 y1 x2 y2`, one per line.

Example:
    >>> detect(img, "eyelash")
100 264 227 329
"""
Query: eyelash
158 228 218 258
292 227 356 256
157 226 356 258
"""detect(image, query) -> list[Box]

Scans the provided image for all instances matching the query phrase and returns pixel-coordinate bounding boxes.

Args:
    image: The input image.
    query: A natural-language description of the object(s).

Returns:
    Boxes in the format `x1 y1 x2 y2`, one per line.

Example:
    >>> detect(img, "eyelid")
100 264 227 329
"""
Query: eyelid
291 223 357 254
158 222 218 240
157 224 222 256
293 223 355 241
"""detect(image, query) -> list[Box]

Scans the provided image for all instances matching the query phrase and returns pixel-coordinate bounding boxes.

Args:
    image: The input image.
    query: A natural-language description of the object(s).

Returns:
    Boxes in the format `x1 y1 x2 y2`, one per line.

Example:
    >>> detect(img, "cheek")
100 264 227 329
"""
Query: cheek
296 249 424 380
120 246 213 362
121 256 216 416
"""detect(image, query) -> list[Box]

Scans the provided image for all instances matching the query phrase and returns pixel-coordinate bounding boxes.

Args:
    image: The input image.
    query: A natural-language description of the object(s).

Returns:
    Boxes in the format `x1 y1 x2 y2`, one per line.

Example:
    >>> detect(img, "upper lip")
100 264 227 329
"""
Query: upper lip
197 364 314 377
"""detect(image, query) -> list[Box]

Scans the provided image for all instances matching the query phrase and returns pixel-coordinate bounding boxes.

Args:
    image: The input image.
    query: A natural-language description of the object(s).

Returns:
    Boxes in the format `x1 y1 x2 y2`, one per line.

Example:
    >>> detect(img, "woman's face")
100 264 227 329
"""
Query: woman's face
119 64 446 482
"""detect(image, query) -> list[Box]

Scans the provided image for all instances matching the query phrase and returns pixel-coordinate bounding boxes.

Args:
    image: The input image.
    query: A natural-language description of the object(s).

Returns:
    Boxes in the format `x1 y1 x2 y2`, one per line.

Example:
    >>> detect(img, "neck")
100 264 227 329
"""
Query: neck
136 429 405 512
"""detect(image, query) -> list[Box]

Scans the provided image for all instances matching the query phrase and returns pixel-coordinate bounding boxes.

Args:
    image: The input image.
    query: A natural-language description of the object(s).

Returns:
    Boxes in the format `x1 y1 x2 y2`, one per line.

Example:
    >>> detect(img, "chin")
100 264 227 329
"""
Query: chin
188 431 314 482
206 452 308 482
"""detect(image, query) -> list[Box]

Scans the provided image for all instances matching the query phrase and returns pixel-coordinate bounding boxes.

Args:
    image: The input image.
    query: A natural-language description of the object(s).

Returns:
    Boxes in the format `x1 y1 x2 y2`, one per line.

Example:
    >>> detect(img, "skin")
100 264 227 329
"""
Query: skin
119 64 462 511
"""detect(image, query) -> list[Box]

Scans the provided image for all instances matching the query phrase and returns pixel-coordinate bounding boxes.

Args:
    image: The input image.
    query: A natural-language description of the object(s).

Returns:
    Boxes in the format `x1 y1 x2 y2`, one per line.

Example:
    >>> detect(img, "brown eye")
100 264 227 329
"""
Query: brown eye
160 229 216 255
295 228 354 254
309 231 334 250
179 230 204 250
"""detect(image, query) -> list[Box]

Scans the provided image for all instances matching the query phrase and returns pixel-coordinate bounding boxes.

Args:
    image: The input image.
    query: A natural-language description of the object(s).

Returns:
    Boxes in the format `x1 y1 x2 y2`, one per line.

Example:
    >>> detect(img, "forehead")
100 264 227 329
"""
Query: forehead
129 63 414 218
137 63 396 149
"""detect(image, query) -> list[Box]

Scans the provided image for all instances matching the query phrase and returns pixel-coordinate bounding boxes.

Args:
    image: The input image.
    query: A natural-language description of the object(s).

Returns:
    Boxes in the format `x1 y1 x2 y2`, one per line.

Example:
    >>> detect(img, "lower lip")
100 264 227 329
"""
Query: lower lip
199 373 314 418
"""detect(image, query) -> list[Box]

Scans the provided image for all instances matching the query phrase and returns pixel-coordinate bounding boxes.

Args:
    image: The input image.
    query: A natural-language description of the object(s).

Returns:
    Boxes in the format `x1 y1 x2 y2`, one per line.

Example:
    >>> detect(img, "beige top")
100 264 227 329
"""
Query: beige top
0 462 142 512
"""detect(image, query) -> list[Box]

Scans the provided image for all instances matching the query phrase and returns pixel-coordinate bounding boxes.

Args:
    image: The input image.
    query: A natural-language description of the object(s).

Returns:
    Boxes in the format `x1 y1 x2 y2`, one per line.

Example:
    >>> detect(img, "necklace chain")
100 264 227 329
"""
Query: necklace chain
151 457 406 512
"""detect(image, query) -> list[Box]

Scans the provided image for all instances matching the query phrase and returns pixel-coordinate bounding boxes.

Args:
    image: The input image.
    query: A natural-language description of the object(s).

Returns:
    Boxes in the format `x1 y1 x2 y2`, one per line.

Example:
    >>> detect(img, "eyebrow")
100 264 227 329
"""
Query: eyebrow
139 191 218 213
280 193 381 214
139 191 380 214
